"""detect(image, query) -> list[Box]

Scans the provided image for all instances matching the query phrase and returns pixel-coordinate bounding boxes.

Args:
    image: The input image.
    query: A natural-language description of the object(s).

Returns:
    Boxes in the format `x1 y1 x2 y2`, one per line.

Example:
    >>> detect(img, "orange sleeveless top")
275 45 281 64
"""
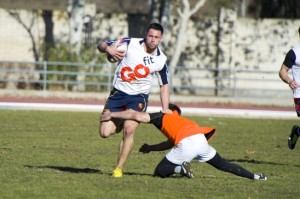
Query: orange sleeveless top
161 112 215 145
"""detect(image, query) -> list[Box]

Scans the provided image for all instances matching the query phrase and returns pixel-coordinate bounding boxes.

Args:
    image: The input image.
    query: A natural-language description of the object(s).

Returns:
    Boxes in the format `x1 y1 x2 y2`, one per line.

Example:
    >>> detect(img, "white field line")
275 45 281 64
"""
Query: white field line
0 102 297 119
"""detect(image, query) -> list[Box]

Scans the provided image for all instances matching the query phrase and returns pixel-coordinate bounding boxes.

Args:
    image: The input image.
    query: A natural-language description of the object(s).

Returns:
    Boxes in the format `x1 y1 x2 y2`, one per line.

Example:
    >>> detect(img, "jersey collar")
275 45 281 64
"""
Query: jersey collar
139 39 161 56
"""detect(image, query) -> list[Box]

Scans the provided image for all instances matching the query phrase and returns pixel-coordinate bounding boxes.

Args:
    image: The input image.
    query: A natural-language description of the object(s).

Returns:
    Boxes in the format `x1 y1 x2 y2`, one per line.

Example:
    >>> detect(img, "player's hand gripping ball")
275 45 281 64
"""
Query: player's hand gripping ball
107 40 127 63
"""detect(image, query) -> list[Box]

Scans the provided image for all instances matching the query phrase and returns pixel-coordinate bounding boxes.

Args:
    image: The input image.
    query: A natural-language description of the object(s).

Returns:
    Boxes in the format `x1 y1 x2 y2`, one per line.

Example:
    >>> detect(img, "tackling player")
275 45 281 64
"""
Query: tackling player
101 104 267 180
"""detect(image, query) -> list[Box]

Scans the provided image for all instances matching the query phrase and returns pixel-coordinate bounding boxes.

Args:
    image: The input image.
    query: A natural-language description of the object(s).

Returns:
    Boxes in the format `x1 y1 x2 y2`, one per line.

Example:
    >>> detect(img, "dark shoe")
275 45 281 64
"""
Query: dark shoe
181 162 194 179
256 173 267 181
288 125 299 150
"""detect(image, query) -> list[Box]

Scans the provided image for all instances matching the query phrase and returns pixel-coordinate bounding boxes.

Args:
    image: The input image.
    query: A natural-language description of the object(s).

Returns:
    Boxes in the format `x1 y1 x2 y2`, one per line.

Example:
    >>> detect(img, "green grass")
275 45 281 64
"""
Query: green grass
0 110 299 199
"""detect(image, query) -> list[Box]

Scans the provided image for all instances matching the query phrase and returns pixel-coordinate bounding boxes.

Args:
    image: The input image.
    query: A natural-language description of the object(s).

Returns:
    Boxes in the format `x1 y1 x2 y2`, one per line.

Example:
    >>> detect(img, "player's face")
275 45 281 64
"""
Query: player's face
145 28 163 51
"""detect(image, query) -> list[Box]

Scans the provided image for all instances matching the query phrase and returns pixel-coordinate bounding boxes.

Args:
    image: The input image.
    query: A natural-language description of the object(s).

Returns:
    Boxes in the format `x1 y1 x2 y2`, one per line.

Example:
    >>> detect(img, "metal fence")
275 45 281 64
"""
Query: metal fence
0 61 114 93
0 60 290 98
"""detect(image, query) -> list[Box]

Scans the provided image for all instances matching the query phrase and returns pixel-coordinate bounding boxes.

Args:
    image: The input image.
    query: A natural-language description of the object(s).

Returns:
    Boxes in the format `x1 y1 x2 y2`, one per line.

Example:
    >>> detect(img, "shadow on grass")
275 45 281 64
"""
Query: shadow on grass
24 165 154 176
24 165 102 174
123 172 153 177
225 158 296 166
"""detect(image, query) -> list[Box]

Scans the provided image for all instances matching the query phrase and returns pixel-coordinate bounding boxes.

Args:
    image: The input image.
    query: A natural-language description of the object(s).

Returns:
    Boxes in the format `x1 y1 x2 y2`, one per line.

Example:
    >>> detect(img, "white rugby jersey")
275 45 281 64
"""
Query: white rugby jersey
108 38 168 95
283 43 300 98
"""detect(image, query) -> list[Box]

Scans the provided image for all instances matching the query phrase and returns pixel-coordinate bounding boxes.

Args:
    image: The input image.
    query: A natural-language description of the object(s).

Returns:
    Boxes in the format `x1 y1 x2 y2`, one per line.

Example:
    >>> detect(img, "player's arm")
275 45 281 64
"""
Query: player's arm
279 64 299 90
101 110 151 123
279 64 292 84
156 63 171 113
97 41 109 53
139 139 173 153
279 49 299 89
160 84 172 113
96 41 125 61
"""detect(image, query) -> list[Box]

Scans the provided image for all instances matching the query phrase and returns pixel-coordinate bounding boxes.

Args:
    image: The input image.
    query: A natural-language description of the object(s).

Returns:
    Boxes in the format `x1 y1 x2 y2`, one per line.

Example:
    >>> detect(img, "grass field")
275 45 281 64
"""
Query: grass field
0 110 299 199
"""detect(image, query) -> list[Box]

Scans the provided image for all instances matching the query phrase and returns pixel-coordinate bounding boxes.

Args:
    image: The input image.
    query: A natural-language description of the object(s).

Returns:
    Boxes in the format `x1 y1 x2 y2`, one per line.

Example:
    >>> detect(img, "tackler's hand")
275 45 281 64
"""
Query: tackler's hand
101 111 111 122
139 143 151 153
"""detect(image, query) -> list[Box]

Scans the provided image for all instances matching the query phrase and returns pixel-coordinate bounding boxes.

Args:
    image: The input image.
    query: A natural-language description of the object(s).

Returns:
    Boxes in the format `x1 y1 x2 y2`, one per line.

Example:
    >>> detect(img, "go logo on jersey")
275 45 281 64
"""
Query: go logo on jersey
120 64 150 82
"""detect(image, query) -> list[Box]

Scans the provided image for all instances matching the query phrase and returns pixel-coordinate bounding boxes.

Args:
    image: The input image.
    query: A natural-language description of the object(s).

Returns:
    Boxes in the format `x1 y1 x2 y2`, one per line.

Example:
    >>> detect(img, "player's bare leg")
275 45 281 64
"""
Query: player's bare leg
113 120 139 177
99 118 120 138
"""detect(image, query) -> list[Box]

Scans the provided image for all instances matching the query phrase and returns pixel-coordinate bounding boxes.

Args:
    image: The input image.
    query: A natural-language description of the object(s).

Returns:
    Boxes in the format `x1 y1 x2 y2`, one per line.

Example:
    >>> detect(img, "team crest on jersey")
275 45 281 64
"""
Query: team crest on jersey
138 103 143 110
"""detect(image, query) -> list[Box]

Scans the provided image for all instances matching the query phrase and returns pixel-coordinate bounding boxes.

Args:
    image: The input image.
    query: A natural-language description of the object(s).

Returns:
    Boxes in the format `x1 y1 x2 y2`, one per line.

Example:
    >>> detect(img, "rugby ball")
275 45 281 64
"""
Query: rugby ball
107 40 127 63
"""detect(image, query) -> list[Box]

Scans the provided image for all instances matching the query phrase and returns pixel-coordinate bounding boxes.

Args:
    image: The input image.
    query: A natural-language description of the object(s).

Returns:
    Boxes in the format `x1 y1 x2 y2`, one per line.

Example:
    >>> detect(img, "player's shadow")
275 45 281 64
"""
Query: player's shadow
24 165 154 176
225 158 300 168
24 165 102 174
123 172 153 177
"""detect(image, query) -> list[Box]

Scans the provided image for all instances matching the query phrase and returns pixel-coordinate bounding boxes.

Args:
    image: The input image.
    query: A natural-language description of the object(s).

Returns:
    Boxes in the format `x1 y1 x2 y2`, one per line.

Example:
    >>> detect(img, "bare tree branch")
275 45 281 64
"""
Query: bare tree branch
190 0 206 16
169 0 206 94
8 10 39 62
170 0 206 72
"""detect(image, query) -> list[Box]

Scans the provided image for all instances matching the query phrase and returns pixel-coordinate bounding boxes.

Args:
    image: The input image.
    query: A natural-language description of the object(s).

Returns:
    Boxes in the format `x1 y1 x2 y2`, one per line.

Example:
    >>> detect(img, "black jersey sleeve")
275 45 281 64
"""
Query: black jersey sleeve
283 49 296 68
149 112 164 129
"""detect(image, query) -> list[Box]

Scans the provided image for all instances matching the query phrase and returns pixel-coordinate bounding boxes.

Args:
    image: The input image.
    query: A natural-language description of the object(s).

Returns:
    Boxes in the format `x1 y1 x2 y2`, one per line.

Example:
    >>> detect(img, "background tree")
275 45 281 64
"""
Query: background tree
127 0 170 37
169 0 206 94
8 10 39 62
146 0 170 25
67 0 84 56
42 10 55 61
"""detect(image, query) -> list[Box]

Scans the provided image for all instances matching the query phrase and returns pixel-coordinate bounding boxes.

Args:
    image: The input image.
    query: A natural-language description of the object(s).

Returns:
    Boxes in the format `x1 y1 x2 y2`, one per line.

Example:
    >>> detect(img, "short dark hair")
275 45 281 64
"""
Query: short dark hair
146 23 164 35
169 103 181 115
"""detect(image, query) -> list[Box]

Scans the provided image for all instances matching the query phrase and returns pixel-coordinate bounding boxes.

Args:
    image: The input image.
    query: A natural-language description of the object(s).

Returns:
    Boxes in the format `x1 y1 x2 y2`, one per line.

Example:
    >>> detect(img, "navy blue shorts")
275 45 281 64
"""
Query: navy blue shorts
103 88 149 112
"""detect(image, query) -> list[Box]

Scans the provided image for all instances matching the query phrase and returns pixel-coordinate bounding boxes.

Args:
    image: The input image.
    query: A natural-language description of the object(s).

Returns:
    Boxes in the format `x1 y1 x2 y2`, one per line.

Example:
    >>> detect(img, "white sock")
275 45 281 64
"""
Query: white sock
254 174 260 180
174 166 182 174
